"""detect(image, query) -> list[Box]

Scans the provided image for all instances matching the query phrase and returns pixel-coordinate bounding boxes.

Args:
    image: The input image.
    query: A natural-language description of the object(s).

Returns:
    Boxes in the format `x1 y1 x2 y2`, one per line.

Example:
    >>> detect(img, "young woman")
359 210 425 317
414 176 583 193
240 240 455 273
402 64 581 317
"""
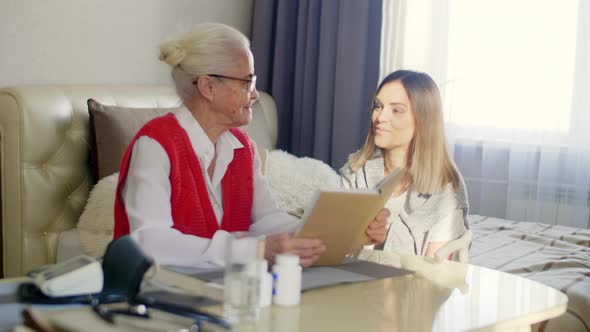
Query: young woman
340 70 469 258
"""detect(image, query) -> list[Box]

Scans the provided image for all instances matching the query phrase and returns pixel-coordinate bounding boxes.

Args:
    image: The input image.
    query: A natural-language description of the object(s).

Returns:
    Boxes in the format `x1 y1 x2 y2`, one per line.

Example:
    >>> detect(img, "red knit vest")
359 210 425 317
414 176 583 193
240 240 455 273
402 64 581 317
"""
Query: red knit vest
113 113 254 239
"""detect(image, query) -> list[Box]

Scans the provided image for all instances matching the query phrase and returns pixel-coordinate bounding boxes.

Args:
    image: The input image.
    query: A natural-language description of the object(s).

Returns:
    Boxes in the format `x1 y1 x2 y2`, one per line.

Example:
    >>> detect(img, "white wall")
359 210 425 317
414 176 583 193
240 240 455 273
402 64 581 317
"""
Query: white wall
0 0 254 87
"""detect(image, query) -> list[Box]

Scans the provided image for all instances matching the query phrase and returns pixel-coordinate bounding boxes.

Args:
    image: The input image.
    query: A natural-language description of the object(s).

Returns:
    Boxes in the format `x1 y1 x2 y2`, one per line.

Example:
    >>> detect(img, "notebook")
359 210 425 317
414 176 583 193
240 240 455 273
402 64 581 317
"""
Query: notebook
296 168 404 266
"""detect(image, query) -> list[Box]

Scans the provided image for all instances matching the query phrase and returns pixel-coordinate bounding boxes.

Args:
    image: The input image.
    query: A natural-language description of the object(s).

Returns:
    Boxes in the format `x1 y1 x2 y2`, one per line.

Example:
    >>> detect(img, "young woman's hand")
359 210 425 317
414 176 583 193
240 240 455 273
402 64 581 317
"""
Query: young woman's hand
366 208 390 244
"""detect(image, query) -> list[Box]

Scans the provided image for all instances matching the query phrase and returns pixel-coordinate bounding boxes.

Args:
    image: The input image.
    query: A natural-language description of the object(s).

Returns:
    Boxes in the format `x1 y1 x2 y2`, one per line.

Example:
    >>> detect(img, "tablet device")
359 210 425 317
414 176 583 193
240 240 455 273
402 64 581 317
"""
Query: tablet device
296 168 404 266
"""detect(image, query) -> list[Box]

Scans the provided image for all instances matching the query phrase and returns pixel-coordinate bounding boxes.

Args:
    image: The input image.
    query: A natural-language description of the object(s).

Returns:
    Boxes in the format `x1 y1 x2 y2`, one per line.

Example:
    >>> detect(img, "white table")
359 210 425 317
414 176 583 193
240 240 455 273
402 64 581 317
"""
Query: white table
1 254 567 332
155 252 568 332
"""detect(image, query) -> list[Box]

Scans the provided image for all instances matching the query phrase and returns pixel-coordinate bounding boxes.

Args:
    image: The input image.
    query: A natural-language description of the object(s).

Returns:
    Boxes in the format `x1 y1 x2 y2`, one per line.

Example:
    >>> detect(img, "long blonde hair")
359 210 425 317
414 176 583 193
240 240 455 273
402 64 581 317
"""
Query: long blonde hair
348 70 459 193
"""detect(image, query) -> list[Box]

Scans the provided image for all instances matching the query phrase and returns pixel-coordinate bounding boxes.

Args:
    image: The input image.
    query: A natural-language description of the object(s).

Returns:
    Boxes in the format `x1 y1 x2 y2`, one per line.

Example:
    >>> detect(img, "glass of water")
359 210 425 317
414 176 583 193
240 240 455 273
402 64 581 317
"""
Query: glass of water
223 232 264 324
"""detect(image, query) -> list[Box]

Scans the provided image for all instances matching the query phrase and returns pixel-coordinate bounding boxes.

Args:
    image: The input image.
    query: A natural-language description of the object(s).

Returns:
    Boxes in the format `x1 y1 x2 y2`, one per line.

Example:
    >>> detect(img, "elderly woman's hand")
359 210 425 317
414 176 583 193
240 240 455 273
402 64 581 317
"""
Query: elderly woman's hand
265 234 326 268
366 208 390 244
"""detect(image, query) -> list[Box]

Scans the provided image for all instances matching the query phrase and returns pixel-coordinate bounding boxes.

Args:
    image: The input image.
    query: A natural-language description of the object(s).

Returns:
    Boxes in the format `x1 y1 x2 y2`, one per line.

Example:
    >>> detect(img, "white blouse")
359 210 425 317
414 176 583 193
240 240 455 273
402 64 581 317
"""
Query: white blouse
382 191 466 255
122 107 301 269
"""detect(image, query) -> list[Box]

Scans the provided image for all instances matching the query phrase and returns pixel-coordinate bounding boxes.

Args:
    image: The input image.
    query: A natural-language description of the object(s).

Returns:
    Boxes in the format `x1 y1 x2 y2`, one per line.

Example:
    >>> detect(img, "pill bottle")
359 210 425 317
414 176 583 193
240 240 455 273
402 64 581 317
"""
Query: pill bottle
259 259 272 307
272 254 302 306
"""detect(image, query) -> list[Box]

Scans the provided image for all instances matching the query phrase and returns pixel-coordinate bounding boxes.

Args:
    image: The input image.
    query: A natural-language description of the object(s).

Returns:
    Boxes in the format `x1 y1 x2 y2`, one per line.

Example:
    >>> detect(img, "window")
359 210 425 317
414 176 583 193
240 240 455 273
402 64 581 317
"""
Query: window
444 0 578 133
380 0 590 226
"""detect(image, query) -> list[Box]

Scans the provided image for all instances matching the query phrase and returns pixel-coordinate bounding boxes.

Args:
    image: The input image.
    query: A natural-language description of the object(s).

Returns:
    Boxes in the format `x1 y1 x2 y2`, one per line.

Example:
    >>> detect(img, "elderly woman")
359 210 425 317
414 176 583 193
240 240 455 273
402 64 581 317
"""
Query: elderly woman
113 23 388 269
340 70 469 258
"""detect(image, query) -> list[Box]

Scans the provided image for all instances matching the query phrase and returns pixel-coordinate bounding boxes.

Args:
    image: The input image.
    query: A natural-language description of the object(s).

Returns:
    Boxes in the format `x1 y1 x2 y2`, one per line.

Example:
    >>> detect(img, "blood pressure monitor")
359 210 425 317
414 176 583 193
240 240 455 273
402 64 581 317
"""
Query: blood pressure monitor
33 255 104 297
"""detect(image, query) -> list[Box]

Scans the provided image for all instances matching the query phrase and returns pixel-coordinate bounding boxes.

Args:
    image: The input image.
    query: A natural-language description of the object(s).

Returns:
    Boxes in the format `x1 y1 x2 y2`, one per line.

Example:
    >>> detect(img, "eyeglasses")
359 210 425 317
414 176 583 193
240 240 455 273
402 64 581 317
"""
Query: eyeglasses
207 74 257 93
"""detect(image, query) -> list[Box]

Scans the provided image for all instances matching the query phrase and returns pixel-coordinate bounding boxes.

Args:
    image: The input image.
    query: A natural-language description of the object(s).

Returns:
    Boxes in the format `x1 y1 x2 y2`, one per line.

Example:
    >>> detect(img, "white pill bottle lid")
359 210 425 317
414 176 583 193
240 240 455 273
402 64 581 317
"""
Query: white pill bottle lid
275 254 300 266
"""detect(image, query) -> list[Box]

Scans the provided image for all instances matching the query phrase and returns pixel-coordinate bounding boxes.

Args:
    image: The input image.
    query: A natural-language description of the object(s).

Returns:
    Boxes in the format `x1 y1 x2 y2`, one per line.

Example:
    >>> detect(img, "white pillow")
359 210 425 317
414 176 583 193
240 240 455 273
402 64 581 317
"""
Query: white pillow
77 173 118 257
265 150 340 217
75 150 341 257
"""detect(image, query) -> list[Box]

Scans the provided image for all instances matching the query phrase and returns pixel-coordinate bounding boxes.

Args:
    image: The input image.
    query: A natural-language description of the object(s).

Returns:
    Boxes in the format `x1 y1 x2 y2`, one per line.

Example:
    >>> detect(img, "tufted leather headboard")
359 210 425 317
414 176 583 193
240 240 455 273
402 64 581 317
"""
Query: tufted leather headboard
0 85 278 277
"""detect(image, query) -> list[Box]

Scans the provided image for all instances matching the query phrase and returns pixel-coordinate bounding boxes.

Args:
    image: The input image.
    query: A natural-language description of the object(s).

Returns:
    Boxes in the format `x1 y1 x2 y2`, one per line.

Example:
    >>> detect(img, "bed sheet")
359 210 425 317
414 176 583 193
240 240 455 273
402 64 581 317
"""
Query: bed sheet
469 215 590 331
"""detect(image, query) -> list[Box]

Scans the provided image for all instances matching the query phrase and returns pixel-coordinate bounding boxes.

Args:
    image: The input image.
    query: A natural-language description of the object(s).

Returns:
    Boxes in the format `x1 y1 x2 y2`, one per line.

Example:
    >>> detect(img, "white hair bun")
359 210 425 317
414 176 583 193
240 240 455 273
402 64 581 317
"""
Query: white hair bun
159 41 187 67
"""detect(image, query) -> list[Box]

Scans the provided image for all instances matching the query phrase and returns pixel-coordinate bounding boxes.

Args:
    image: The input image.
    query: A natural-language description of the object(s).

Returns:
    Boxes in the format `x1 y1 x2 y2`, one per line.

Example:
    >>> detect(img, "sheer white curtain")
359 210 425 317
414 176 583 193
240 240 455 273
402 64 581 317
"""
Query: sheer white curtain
381 0 590 228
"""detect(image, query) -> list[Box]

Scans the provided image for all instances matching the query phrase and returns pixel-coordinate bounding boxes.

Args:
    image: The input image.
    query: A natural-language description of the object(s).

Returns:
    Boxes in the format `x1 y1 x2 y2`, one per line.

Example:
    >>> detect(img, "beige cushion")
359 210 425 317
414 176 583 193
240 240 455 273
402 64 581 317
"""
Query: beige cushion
88 99 177 180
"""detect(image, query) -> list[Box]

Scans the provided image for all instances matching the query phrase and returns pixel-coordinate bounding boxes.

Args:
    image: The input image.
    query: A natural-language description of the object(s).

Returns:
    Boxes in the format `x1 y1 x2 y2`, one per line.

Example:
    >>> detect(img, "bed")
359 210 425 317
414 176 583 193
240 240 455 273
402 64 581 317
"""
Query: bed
468 215 590 331
1 85 589 331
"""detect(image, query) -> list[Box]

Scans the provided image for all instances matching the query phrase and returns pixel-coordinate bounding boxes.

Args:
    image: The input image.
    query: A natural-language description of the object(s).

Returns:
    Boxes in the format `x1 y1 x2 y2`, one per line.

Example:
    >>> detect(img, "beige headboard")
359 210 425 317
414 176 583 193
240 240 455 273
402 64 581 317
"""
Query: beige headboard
0 85 278 277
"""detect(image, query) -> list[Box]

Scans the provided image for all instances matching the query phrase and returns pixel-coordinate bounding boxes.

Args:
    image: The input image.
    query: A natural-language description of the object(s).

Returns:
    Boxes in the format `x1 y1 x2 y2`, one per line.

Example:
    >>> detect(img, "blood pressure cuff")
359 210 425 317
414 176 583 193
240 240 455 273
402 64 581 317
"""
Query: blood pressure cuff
19 236 153 305
101 235 154 300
